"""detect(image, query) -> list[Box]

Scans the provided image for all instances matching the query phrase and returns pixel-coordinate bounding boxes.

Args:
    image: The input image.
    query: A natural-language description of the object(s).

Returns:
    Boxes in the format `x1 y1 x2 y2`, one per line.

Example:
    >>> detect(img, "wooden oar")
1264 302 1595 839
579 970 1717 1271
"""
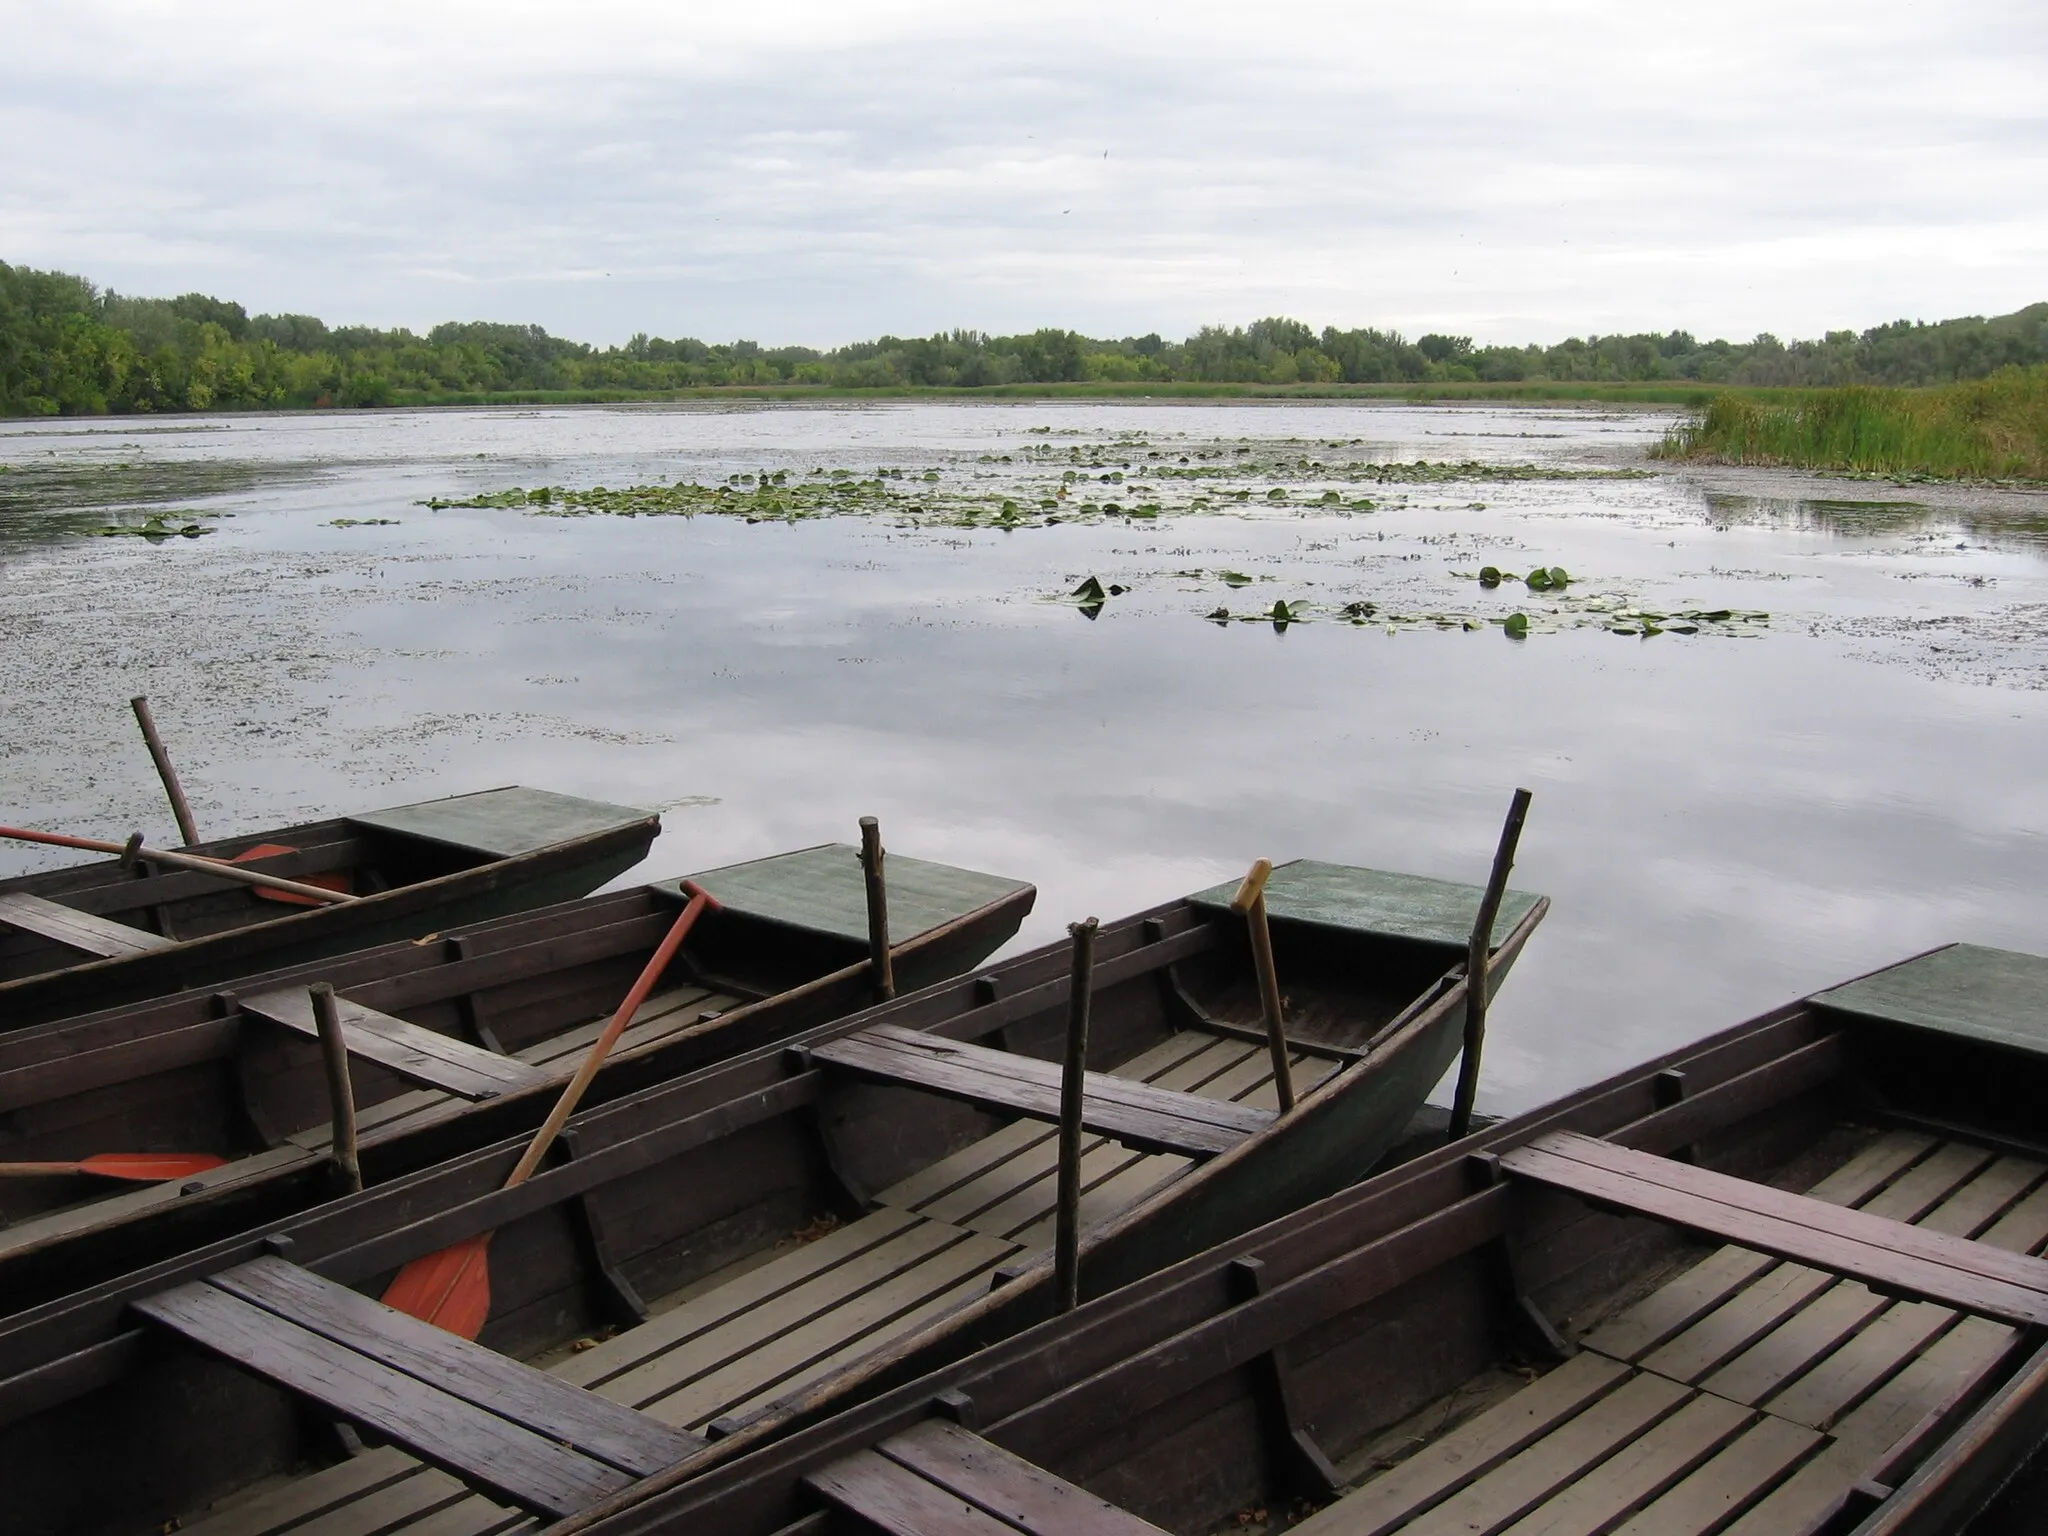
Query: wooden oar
0 825 357 906
382 881 720 1338
0 1153 227 1182
1230 857 1295 1113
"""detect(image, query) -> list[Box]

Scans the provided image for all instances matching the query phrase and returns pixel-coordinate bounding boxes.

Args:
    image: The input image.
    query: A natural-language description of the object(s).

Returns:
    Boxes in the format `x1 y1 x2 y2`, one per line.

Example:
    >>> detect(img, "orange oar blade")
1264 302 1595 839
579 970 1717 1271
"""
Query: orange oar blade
382 1233 493 1339
233 843 350 906
77 1152 228 1181
0 1153 230 1181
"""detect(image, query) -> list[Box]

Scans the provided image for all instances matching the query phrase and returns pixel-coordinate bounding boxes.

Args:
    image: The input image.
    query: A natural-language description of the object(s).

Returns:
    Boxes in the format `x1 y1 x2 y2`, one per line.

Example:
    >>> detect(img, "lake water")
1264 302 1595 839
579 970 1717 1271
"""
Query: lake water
3 400 2045 1114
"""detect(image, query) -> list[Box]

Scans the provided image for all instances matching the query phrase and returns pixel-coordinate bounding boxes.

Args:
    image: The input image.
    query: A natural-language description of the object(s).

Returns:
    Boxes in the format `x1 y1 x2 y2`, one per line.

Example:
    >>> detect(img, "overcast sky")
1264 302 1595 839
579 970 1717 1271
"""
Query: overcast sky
4 1 2043 348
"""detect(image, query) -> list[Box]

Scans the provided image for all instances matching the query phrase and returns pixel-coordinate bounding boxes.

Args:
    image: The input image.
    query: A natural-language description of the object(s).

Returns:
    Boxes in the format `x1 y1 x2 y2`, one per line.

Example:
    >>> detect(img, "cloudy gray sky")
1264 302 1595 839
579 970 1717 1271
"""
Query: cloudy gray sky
4 1 2043 348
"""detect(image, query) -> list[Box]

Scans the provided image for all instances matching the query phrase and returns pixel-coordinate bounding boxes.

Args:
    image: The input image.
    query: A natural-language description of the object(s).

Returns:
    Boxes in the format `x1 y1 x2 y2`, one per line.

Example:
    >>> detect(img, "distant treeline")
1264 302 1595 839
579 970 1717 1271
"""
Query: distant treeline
4 260 2047 415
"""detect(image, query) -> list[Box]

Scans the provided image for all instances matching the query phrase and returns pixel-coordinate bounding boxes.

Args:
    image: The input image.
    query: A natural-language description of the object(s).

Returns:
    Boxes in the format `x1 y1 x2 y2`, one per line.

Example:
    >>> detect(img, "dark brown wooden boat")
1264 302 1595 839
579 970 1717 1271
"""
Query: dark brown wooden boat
0 842 1036 1317
0 786 662 1028
556 940 2048 1536
0 855 1544 1536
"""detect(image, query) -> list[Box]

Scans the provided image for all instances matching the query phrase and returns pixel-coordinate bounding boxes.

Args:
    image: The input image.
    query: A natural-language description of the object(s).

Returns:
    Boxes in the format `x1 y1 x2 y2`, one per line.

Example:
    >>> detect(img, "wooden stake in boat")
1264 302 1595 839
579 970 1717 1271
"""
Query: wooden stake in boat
0 825 357 906
1448 787 1534 1142
859 816 894 1001
0 1153 226 1181
1230 859 1295 1114
382 881 719 1338
129 696 201 847
309 982 362 1194
1055 916 1098 1315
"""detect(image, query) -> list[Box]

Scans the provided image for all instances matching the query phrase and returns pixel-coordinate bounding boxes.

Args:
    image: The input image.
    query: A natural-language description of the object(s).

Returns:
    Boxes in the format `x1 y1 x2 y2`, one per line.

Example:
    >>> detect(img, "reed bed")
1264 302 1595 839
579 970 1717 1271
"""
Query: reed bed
1659 366 2048 480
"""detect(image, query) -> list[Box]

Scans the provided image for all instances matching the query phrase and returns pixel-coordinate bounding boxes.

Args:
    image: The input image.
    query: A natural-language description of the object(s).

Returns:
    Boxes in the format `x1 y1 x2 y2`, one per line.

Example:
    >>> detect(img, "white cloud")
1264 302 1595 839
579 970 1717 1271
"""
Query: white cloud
2 0 2043 345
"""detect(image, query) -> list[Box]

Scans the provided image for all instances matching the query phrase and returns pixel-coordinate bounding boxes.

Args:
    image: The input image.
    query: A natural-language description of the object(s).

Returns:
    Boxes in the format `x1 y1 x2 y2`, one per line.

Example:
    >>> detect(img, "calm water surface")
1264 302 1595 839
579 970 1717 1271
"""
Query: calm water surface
3 401 2045 1113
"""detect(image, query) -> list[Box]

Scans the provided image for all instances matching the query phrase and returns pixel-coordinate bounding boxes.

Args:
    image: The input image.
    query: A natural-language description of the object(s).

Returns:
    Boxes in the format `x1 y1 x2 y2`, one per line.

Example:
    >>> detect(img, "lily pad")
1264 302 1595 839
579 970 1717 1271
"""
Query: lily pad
1502 612 1530 639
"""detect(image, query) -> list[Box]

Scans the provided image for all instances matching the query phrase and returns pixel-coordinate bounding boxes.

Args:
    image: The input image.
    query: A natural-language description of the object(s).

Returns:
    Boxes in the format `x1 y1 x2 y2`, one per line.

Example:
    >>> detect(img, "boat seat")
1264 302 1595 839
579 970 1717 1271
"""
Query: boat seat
240 987 549 1100
811 1024 1274 1158
131 1256 699 1520
0 892 176 958
805 1419 1168 1535
1499 1130 2048 1327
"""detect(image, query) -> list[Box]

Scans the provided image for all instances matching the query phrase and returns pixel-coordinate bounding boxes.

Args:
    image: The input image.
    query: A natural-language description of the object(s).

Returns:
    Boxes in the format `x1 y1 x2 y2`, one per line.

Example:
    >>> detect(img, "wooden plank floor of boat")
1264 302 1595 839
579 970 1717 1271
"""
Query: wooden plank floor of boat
1299 1127 2048 1536
0 983 741 1265
178 1031 1340 1536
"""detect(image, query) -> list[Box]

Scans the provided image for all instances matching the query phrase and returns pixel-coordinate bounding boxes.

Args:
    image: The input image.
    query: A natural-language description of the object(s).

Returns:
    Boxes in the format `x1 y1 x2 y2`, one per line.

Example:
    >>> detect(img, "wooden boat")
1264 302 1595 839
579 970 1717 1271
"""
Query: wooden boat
0 842 1036 1317
558 940 2048 1536
0 855 1545 1536
0 786 662 1028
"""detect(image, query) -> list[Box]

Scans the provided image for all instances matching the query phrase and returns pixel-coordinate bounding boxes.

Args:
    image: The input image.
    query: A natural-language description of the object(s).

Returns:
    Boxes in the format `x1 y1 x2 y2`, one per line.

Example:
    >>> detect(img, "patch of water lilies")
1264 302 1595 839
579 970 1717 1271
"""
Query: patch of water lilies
419 449 1649 533
93 513 214 540
1193 591 1771 638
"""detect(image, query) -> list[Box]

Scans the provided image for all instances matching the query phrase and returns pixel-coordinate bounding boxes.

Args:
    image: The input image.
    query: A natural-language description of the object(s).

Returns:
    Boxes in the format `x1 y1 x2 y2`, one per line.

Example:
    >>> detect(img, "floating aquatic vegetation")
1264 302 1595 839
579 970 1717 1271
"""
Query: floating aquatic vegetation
94 513 214 539
328 518 400 528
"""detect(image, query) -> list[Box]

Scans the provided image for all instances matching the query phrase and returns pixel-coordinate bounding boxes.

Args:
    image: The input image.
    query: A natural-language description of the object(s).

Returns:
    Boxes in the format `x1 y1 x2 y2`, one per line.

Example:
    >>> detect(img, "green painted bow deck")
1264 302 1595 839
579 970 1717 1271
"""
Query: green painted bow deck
0 785 661 1028
0 853 1546 1536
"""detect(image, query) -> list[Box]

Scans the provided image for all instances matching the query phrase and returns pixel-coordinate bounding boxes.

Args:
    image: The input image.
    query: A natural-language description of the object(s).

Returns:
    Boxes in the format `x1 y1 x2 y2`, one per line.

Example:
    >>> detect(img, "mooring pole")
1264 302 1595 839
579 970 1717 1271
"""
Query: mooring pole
859 816 894 1001
1448 788 1534 1142
1230 858 1296 1113
130 696 201 847
1055 916 1099 1314
309 982 362 1193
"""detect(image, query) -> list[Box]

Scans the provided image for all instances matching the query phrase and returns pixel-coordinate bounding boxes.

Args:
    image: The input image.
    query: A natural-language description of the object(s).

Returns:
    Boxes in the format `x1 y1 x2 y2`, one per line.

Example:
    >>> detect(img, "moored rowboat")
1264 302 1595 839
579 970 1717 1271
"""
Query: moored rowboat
569 940 2048 1536
0 841 1037 1316
0 852 1544 1536
0 785 662 1028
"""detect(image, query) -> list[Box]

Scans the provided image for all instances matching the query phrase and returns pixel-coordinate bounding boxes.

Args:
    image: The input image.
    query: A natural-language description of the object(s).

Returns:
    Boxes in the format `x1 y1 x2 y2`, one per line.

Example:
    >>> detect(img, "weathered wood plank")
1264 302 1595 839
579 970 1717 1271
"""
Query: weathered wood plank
805 1447 1018 1535
241 988 548 1100
0 892 174 957
1501 1138 2048 1328
636 1228 1020 1431
210 1258 700 1476
813 1027 1271 1158
1529 1134 2048 1297
1306 1353 1633 1536
1352 1373 1693 1536
1493 1391 1753 1536
1624 1140 1986 1381
1606 1414 1823 1536
131 1282 629 1519
1686 1154 2040 1404
879 1420 1169 1534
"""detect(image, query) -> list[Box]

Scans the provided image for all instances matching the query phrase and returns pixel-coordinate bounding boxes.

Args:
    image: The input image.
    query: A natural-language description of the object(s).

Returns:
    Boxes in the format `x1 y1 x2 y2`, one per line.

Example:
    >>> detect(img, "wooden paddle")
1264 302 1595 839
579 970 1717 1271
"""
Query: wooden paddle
382 881 720 1338
0 1153 228 1182
0 825 357 906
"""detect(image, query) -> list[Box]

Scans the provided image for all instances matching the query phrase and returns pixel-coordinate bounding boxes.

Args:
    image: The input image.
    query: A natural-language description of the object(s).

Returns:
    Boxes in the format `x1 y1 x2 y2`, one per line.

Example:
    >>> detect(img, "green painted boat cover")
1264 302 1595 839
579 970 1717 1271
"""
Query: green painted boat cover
348 787 655 860
655 844 1032 944
1811 943 2048 1057
1188 859 1542 951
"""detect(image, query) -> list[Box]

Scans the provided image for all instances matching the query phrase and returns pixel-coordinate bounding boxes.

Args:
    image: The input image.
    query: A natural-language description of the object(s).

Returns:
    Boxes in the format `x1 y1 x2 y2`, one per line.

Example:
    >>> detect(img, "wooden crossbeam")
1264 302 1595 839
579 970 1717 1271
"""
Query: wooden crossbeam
813 1024 1273 1158
133 1257 699 1519
807 1420 1167 1535
0 891 175 958
240 987 548 1100
1499 1131 2048 1328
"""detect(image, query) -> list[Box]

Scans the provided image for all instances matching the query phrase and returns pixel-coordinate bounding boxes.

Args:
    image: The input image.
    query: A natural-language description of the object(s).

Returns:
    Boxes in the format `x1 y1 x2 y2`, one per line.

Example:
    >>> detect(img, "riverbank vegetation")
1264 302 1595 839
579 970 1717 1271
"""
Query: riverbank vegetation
5 261 2045 419
1659 367 2048 480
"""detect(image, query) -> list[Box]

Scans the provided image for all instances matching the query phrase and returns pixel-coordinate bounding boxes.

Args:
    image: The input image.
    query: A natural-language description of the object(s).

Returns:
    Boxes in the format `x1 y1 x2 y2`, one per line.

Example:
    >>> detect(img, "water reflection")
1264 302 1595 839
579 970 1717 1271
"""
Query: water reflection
1705 490 2048 554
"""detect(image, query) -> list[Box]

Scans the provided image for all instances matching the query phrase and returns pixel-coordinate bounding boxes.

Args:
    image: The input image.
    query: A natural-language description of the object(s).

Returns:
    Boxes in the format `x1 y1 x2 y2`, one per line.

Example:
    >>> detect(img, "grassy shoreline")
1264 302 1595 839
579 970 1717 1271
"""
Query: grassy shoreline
1659 367 2048 481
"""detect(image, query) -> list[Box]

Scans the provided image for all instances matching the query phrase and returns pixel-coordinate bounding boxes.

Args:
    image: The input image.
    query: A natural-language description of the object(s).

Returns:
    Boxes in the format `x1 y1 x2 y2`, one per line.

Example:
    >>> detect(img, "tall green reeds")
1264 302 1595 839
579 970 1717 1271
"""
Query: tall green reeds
1659 367 2048 479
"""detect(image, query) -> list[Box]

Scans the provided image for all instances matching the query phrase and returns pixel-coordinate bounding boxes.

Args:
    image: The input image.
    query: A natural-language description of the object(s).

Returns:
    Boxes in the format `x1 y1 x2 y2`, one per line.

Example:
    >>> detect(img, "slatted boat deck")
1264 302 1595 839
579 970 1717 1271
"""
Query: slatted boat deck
178 1030 1339 1536
0 984 742 1264
1302 1129 2048 1536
